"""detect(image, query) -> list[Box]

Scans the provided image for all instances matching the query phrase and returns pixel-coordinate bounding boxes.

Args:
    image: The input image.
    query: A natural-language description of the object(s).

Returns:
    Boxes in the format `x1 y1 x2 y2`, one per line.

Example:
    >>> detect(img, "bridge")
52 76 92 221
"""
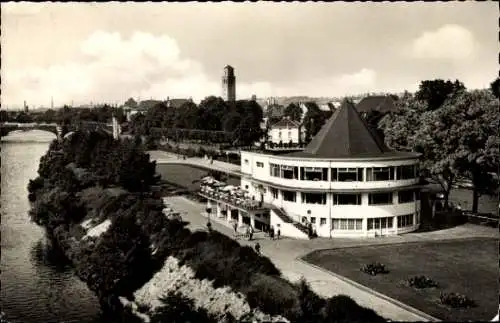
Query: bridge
1 117 121 140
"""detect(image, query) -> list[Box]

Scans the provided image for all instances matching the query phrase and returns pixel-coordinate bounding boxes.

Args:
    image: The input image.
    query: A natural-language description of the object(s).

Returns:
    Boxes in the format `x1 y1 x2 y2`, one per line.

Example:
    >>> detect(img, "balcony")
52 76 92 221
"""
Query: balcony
199 183 269 213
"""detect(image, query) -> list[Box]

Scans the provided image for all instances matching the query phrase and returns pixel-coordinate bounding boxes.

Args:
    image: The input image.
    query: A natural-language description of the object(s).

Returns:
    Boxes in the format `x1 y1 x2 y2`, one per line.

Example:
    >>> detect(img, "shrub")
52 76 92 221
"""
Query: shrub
360 262 389 276
407 275 438 289
245 273 300 319
150 291 218 323
321 295 387 323
440 292 476 308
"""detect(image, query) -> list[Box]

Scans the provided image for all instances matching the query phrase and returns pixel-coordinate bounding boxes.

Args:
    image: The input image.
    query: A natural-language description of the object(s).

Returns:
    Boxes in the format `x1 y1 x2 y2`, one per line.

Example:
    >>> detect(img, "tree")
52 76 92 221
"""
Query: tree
378 92 427 151
490 77 500 99
124 97 138 109
379 92 458 208
442 89 499 212
302 102 326 143
415 79 466 111
284 103 302 122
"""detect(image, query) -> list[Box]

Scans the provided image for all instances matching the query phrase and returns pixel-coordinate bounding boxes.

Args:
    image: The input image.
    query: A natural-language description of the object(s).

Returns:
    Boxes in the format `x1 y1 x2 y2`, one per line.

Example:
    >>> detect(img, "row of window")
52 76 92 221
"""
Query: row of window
332 218 363 231
297 215 415 230
268 164 418 181
273 190 419 205
397 214 414 228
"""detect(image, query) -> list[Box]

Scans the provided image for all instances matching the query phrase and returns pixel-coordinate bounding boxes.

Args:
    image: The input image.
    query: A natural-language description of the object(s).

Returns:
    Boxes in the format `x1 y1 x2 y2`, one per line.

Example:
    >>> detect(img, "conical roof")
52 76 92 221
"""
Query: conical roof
289 100 393 158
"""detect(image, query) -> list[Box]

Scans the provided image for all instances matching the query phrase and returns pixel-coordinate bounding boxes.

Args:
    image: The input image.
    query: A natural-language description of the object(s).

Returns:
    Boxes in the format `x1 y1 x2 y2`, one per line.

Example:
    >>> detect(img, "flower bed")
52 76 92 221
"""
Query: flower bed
360 262 389 276
407 276 438 289
439 292 476 308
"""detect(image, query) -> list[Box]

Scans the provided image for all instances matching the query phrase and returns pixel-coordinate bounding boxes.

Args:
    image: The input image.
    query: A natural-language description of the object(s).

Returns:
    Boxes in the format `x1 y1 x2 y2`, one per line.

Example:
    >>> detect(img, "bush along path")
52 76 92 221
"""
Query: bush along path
28 130 387 322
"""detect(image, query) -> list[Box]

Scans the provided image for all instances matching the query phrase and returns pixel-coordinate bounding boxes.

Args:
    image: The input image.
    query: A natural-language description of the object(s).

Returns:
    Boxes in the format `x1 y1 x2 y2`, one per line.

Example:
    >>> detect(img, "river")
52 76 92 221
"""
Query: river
1 131 104 323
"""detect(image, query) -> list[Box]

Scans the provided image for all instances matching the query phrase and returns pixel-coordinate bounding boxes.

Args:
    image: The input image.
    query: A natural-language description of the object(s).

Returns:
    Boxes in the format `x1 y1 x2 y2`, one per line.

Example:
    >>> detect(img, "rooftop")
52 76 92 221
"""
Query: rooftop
356 95 397 114
286 100 419 159
270 118 301 129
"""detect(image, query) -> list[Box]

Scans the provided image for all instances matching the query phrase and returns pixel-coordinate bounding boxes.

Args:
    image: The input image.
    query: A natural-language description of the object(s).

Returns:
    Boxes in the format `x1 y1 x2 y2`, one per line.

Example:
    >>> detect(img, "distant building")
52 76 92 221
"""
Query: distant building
165 97 191 109
264 97 285 119
23 100 29 113
222 65 236 102
267 118 304 145
355 95 397 115
251 94 257 101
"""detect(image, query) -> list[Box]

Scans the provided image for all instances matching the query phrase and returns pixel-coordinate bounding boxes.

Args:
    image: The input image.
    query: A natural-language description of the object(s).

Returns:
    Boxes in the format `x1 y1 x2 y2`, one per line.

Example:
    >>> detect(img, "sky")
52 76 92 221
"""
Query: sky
1 2 498 108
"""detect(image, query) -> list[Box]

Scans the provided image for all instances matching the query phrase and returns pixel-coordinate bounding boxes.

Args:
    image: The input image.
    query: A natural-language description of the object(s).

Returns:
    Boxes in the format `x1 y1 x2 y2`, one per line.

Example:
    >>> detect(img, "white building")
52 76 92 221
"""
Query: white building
267 118 304 145
200 100 422 239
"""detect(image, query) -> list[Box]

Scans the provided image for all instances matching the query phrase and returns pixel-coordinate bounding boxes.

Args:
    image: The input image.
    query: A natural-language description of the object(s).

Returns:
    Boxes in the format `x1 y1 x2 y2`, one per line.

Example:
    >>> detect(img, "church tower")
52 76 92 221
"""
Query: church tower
222 65 236 102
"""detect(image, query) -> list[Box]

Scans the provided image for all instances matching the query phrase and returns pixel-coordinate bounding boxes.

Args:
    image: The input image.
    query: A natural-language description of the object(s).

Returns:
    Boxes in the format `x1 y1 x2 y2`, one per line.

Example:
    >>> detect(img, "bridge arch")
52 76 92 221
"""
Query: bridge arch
1 123 60 138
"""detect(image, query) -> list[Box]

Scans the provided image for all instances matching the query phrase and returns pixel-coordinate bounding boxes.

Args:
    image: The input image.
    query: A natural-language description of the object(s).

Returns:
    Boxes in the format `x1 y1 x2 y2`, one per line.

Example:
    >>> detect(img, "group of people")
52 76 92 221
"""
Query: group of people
266 225 280 240
233 222 255 241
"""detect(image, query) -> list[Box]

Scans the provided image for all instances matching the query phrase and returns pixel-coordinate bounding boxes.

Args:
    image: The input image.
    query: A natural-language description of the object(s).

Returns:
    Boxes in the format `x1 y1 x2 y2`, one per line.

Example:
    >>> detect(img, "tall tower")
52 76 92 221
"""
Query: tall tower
222 65 236 102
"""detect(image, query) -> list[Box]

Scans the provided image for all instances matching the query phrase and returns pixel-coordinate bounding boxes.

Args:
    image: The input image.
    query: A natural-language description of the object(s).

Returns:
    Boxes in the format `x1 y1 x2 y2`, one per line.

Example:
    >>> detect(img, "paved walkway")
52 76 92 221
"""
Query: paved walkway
148 150 241 176
162 195 494 322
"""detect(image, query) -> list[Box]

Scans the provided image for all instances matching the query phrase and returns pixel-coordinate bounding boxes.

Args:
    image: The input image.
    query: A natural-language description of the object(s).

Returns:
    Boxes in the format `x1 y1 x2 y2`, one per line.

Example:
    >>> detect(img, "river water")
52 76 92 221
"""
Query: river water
1 131 103 323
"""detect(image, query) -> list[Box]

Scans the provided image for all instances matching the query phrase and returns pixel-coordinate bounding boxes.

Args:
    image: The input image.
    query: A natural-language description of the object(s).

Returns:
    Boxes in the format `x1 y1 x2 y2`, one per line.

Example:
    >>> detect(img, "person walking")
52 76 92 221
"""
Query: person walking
207 220 212 233
248 225 254 241
269 226 275 240
277 228 281 240
255 242 261 255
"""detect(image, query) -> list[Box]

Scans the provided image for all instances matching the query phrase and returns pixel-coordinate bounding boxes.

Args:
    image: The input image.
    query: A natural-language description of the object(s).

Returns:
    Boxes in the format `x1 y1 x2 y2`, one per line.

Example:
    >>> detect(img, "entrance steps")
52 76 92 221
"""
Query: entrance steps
269 206 310 240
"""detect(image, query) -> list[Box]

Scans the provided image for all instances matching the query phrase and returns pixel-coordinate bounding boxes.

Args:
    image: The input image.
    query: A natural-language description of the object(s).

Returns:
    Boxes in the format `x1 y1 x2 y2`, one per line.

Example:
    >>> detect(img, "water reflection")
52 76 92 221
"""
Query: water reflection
1 137 105 323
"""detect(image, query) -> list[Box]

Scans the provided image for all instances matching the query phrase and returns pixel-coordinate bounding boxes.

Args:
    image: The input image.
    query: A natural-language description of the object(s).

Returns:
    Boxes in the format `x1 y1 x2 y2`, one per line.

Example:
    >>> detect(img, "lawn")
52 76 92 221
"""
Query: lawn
303 238 499 322
156 164 240 192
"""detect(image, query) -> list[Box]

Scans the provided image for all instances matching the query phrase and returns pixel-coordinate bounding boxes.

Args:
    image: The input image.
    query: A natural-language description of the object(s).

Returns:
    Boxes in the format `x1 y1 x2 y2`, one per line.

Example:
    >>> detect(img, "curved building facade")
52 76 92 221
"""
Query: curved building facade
240 100 422 238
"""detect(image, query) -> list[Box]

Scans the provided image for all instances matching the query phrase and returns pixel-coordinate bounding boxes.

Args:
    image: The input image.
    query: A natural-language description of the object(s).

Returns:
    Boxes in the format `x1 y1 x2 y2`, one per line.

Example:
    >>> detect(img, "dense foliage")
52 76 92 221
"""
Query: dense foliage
128 97 264 146
378 79 499 211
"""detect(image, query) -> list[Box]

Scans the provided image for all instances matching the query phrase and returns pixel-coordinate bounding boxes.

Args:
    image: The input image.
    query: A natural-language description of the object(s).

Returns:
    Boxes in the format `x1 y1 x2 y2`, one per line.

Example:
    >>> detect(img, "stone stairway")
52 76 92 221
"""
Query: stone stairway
270 206 310 237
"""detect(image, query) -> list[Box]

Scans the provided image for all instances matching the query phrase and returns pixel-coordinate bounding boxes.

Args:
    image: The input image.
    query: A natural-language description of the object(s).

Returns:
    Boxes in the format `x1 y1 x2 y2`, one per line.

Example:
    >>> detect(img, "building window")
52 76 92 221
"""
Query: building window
301 192 327 204
245 185 249 189
310 217 316 224
366 167 395 181
244 159 249 165
279 131 282 138
398 189 415 203
396 165 417 180
332 194 362 205
320 218 327 226
368 192 393 205
281 165 299 179
332 219 363 231
367 217 394 230
256 161 264 168
282 190 296 202
270 163 280 177
332 168 364 181
397 214 414 228
271 187 279 199
300 167 329 181
288 131 292 138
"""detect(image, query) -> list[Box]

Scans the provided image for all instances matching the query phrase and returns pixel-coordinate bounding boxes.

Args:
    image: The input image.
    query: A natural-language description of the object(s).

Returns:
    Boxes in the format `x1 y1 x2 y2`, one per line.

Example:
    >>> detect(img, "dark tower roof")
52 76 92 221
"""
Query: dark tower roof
287 100 417 159
224 65 234 71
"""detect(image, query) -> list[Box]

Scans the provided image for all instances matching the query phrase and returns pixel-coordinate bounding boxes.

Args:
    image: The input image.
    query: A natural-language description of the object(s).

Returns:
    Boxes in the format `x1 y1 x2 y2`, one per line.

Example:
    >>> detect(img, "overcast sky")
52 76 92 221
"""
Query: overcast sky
1 2 497 108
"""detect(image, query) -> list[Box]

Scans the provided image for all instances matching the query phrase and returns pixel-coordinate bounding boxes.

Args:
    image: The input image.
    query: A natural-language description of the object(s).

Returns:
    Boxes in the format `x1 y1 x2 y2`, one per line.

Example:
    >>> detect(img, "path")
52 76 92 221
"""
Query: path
148 150 241 176
162 195 497 322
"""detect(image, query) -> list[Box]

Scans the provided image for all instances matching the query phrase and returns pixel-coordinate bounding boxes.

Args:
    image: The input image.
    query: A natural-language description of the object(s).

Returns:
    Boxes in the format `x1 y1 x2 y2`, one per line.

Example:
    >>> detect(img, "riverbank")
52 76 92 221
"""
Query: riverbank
26 132 388 323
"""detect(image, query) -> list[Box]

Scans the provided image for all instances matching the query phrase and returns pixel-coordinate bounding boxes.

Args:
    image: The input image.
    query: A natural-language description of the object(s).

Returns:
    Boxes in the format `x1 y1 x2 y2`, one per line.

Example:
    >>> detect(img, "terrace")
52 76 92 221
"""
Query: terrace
198 176 270 212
